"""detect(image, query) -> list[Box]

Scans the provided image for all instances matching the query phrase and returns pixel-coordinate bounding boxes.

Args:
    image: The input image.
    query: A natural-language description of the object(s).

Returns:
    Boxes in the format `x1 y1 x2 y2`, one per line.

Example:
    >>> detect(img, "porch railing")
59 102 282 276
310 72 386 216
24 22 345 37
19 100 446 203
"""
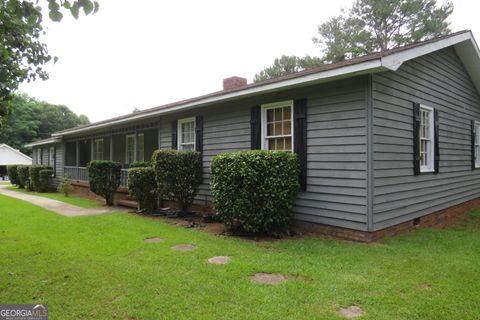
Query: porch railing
64 166 88 182
64 166 129 188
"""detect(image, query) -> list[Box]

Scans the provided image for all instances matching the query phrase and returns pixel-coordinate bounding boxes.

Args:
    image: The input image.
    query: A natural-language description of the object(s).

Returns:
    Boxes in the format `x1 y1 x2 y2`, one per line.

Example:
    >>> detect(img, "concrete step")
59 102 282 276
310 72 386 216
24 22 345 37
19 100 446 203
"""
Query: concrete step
116 199 138 209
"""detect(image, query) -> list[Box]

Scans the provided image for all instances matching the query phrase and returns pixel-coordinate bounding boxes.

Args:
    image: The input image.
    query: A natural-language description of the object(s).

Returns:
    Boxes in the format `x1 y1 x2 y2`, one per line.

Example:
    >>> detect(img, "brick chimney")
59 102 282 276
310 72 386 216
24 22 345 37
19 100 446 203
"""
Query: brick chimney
223 76 247 90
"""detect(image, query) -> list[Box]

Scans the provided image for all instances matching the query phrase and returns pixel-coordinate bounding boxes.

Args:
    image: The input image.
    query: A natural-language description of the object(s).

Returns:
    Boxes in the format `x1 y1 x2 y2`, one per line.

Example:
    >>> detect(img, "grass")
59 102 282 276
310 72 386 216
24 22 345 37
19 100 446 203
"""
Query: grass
5 185 101 208
0 195 479 319
0 181 11 184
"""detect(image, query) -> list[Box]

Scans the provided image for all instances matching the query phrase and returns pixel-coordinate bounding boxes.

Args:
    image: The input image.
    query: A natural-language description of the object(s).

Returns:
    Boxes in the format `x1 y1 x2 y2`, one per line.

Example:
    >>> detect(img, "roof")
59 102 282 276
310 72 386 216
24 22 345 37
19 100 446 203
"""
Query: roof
0 144 32 165
34 30 480 141
24 137 62 148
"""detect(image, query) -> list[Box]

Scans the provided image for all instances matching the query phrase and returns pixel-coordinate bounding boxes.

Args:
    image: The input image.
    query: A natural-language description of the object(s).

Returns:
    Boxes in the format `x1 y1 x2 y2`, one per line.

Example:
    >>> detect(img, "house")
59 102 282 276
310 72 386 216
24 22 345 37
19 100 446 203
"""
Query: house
0 144 32 180
25 30 480 240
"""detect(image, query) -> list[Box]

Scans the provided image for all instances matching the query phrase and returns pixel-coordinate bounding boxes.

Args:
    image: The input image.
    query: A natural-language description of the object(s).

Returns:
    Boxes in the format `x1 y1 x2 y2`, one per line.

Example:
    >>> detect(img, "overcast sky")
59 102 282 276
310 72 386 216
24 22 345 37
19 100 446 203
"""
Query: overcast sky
18 0 480 123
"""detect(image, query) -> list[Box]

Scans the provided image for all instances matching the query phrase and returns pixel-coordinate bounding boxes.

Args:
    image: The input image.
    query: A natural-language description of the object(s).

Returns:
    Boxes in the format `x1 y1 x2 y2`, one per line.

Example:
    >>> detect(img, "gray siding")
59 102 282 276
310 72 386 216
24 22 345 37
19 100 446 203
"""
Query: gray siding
372 47 480 230
158 77 369 230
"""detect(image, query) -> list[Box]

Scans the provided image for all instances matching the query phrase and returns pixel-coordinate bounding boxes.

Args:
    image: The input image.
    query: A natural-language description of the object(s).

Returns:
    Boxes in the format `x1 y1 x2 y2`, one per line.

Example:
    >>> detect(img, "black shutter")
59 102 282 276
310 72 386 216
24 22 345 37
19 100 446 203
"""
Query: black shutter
40 149 43 165
171 120 178 150
434 109 440 174
250 106 261 149
195 115 203 153
472 120 476 170
294 99 307 191
413 103 421 176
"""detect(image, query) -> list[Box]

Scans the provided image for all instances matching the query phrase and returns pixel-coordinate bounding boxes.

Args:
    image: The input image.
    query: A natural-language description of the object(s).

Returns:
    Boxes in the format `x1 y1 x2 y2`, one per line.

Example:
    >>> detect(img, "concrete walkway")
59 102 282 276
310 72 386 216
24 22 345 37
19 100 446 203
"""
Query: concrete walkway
0 185 127 217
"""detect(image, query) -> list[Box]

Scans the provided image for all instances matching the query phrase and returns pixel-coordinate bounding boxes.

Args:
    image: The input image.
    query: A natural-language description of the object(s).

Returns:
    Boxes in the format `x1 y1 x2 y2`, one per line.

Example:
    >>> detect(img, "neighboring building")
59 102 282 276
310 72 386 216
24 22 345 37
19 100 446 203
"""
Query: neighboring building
0 144 32 180
25 31 480 240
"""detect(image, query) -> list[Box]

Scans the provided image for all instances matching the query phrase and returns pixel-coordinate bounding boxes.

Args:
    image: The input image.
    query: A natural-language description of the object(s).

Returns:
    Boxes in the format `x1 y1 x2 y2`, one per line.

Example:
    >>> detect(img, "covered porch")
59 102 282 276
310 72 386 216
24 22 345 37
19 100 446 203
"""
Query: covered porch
64 127 159 188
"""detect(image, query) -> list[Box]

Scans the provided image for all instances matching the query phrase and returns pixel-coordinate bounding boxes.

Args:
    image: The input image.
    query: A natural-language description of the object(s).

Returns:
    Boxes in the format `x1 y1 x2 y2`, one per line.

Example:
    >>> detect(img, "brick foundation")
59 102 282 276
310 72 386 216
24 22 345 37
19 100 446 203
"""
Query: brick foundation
293 197 480 242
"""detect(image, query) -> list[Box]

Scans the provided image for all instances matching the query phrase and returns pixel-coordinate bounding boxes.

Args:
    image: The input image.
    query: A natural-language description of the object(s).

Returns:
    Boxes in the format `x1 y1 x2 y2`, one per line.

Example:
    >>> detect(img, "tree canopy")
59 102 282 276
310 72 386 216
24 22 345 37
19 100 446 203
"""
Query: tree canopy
254 55 323 83
0 93 89 155
0 0 98 127
254 0 453 82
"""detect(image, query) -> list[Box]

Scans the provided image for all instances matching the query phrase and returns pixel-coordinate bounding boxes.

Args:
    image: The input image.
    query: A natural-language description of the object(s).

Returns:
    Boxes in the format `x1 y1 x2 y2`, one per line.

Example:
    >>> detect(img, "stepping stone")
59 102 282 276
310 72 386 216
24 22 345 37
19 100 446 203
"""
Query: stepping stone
171 244 196 251
250 273 287 285
338 306 364 319
144 237 164 243
207 256 230 264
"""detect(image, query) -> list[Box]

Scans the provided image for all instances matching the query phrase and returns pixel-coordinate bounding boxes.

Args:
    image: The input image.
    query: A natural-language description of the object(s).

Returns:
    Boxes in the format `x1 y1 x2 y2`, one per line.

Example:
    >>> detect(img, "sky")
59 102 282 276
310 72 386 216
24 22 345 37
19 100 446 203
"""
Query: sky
18 0 480 123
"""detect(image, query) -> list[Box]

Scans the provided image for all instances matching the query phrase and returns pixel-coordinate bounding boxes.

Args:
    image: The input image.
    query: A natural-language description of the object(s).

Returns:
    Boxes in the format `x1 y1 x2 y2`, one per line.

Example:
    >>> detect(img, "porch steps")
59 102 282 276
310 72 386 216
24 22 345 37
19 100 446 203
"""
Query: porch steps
116 199 138 209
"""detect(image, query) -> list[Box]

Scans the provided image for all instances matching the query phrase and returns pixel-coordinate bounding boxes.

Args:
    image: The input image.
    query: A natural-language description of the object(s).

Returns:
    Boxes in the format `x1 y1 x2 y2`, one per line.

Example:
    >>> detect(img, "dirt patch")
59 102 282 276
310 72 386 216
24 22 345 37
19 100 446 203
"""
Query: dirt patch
143 237 164 243
419 283 433 290
338 305 364 318
207 256 231 264
250 273 287 285
171 244 197 251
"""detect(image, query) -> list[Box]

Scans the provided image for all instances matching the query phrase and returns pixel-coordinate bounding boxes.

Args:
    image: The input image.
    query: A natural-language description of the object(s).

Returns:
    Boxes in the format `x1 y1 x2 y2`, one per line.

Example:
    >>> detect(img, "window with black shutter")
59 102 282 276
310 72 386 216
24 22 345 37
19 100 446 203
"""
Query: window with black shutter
171 120 178 150
195 115 203 153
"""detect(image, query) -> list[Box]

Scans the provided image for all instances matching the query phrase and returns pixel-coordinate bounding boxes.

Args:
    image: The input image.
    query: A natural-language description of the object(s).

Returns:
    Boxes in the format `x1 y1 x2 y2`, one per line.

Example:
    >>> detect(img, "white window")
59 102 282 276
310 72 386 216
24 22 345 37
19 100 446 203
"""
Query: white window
420 105 434 172
178 118 196 151
475 121 480 168
261 100 293 152
93 139 104 160
136 133 144 162
126 134 135 164
49 147 55 167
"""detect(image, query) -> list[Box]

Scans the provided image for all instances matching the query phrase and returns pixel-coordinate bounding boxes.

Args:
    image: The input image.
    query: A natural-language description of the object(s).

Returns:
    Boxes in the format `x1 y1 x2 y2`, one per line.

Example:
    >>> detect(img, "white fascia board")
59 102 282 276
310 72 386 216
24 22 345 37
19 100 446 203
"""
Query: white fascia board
381 32 473 71
53 59 385 137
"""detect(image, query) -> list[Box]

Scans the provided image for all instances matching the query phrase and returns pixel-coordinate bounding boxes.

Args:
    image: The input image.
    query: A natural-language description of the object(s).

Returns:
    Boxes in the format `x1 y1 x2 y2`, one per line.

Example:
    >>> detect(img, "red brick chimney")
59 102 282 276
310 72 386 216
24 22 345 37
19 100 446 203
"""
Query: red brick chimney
223 76 247 90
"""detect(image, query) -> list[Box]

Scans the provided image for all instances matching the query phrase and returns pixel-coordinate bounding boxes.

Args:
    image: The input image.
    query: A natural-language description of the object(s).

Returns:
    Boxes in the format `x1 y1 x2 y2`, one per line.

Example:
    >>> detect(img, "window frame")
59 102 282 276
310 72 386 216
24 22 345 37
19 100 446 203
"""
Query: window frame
93 138 104 160
49 146 55 167
125 134 136 164
419 105 435 173
37 148 42 164
475 121 480 168
261 100 294 152
177 117 196 151
136 133 145 162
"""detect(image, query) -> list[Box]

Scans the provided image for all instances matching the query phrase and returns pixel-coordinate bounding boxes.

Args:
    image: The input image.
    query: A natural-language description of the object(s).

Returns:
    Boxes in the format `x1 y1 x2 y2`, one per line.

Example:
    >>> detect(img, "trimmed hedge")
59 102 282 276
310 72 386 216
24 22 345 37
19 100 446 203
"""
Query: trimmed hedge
211 150 300 235
152 150 202 212
87 160 121 205
128 167 157 212
29 165 52 192
17 165 30 189
6 165 20 186
129 161 151 168
38 169 53 192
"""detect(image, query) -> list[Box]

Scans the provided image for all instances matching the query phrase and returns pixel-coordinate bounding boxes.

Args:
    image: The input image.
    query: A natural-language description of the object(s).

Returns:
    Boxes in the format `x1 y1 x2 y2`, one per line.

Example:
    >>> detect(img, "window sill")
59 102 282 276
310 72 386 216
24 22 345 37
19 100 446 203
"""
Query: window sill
420 169 435 174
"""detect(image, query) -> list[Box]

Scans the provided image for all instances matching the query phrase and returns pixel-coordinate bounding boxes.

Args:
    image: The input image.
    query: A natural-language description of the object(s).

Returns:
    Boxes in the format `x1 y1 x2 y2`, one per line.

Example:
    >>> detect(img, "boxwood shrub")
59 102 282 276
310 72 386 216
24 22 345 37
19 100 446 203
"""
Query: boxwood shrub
211 150 300 235
152 150 202 212
38 169 54 192
87 160 121 205
29 165 52 192
129 161 151 168
6 165 19 186
17 165 30 189
128 167 157 212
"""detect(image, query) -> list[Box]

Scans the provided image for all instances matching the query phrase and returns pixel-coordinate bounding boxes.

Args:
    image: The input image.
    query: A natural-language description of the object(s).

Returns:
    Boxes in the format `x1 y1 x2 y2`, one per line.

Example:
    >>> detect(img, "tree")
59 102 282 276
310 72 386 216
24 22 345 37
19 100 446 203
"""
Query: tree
313 0 453 63
0 93 89 155
254 0 453 81
254 55 323 83
0 0 99 127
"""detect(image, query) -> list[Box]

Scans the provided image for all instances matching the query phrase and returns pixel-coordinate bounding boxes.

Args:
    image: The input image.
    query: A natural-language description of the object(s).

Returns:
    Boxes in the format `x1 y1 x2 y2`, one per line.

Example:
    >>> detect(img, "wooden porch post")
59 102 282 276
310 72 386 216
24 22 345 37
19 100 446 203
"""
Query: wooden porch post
110 134 113 161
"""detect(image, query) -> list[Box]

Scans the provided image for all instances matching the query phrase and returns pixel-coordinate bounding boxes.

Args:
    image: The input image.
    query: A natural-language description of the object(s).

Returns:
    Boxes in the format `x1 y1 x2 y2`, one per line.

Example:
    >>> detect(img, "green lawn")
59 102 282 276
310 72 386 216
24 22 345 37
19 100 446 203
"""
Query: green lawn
6 186 101 208
0 195 479 319
0 181 11 184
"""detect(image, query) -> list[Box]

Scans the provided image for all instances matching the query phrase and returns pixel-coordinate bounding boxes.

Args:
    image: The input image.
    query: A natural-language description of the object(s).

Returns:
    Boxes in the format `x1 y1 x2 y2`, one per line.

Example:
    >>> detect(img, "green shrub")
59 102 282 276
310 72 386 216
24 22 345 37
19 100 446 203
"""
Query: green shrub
128 167 157 212
17 165 30 189
6 165 20 186
87 160 121 205
57 174 73 197
29 165 52 192
211 150 300 235
129 161 151 168
152 150 202 212
38 169 53 192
